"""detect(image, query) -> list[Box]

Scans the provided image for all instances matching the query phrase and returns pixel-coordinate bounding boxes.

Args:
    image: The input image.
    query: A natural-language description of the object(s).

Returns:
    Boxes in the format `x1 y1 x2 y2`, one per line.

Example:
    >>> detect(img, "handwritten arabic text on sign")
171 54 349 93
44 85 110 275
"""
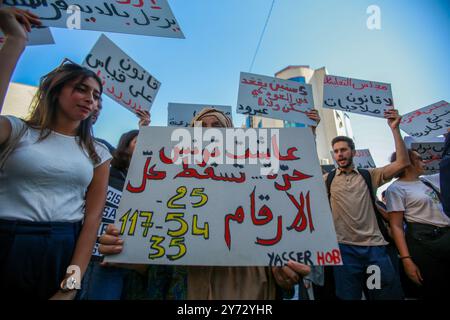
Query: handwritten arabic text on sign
105 127 341 266
237 72 316 126
168 103 233 127
400 101 450 139
323 75 394 118
411 142 444 175
3 0 184 39
83 34 160 113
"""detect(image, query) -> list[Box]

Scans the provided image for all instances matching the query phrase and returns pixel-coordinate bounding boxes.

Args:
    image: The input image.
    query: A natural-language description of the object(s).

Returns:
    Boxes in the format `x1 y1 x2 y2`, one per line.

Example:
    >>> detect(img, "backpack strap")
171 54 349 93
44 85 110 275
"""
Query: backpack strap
325 169 336 202
358 168 392 243
419 178 443 204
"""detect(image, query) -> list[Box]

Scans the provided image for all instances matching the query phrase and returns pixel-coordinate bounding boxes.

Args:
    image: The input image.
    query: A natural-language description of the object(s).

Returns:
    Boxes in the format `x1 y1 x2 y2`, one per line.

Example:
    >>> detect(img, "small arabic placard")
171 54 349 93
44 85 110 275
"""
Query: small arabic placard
400 101 450 139
323 75 394 118
105 127 341 266
411 142 445 175
91 186 122 258
237 72 316 126
331 149 376 169
168 103 233 127
83 34 160 113
3 0 184 39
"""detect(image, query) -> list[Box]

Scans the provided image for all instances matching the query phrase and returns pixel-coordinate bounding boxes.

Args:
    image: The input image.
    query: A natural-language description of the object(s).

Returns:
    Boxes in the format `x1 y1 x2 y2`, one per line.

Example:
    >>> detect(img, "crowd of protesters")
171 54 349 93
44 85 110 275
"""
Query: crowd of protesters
0 7 448 300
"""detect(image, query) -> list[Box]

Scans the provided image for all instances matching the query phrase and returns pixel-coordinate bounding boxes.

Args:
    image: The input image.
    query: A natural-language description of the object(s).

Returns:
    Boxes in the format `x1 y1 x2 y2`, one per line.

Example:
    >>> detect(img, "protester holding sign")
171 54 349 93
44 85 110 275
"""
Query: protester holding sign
99 107 327 299
0 7 111 300
324 109 409 300
385 149 450 299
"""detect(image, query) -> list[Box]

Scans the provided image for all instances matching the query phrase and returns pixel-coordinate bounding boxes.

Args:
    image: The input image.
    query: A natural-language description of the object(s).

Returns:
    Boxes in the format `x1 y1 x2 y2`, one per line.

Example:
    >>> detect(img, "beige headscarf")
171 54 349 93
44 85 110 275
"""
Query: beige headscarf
190 107 233 128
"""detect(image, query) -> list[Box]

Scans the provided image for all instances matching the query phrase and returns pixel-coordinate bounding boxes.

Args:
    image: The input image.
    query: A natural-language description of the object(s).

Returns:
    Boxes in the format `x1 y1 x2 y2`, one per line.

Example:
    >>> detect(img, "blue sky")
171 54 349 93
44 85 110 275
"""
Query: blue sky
10 0 450 166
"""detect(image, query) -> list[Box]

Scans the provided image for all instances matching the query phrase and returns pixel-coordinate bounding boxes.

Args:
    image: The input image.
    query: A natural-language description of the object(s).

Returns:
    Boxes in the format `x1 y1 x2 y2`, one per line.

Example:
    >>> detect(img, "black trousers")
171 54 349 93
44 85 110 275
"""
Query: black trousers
406 222 450 300
0 219 81 300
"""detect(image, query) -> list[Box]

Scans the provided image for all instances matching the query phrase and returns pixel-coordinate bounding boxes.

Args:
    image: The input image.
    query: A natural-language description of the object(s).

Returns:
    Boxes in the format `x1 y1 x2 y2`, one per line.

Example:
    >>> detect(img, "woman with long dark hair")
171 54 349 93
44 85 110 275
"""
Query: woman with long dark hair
0 7 111 299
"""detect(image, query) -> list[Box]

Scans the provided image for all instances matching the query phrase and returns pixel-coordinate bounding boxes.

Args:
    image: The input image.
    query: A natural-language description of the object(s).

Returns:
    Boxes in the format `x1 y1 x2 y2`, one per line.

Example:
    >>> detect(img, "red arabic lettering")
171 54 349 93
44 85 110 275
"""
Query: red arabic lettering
271 135 300 161
324 76 388 91
401 101 449 124
116 0 144 8
126 157 166 193
174 163 246 183
96 70 140 110
286 191 314 233
274 170 313 191
249 188 282 246
151 0 162 9
224 206 244 249
224 135 299 161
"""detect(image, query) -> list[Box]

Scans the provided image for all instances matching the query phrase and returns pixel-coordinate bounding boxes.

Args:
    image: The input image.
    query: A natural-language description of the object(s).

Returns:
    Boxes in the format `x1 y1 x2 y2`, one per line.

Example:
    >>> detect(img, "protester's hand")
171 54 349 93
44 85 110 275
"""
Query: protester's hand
49 290 77 300
306 109 320 124
385 109 401 131
402 258 423 286
136 110 151 127
0 7 41 41
306 109 320 135
271 261 311 290
98 224 123 256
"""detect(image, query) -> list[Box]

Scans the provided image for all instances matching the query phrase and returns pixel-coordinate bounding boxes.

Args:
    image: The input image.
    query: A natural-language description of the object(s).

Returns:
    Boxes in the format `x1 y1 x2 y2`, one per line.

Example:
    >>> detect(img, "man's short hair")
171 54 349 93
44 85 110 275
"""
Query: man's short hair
331 136 355 151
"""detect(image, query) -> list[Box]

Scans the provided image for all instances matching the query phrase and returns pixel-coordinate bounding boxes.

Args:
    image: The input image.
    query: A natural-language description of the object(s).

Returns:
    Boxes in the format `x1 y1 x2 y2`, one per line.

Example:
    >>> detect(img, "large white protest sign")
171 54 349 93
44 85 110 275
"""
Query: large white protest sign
331 149 376 169
105 127 341 266
0 27 54 48
168 103 233 127
411 142 445 175
323 75 394 118
83 34 160 113
237 72 316 126
400 101 450 139
3 0 184 39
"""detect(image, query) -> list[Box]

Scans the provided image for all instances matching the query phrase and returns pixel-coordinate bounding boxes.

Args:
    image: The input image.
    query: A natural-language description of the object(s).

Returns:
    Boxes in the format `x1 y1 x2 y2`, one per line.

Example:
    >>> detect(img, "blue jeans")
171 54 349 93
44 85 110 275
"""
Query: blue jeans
77 261 130 300
333 244 403 300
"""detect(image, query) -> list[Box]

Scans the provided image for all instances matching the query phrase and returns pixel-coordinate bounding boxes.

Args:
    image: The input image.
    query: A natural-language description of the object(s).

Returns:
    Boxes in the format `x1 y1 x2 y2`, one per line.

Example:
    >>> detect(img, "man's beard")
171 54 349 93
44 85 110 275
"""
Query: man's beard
337 157 354 169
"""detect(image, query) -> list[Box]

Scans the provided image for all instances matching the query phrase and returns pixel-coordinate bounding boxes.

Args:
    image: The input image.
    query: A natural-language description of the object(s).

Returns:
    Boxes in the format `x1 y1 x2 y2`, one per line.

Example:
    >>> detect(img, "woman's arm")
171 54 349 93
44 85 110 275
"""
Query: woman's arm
389 211 423 286
0 7 41 111
51 160 111 299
